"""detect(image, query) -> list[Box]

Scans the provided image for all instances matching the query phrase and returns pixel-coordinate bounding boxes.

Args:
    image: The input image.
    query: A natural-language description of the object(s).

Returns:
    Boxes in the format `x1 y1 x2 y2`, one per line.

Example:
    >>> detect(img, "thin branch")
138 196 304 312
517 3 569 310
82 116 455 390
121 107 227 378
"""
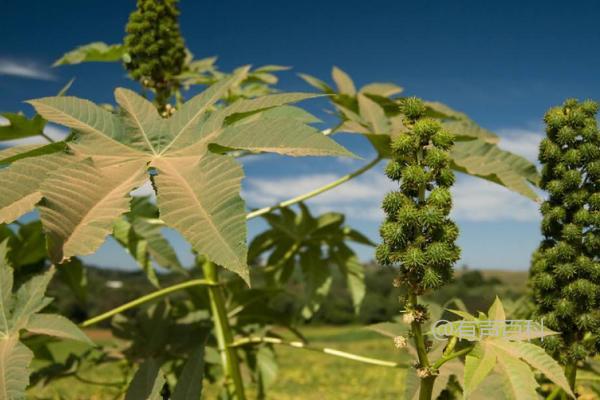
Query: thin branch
80 279 217 328
230 336 406 368
432 345 474 370
246 155 382 220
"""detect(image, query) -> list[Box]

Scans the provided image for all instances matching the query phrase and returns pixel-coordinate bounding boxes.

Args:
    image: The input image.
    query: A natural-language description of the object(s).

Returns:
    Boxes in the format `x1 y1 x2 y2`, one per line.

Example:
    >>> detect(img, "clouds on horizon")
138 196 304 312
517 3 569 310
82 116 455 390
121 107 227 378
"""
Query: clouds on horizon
0 58 56 81
244 167 541 224
496 127 544 163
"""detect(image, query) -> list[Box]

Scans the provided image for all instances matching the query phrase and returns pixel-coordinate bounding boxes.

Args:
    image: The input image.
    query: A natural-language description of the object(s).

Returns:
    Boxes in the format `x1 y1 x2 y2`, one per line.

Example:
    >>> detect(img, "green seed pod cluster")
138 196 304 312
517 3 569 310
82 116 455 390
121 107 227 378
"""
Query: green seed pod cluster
376 97 461 298
124 0 186 109
530 99 600 364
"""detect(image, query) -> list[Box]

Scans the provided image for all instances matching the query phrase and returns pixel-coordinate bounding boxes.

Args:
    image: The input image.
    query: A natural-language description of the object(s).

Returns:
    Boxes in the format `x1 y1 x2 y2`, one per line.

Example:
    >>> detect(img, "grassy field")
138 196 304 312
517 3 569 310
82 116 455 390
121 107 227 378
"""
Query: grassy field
28 326 410 400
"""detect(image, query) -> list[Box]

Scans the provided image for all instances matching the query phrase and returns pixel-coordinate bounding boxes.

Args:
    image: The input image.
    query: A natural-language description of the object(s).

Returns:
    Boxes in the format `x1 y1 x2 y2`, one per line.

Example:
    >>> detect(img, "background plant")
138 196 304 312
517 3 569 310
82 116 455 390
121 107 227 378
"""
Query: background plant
529 99 600 395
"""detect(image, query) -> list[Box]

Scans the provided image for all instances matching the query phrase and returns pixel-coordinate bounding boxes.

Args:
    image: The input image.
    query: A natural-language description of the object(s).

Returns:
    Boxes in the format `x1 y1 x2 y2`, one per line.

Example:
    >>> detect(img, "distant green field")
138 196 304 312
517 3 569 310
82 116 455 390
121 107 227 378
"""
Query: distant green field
28 326 410 400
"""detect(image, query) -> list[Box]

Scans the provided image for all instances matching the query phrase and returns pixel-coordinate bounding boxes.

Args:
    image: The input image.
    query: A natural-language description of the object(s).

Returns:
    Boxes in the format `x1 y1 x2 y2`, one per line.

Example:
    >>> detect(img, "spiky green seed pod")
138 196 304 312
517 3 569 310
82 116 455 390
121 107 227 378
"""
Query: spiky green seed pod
378 97 460 297
124 0 186 110
530 99 600 364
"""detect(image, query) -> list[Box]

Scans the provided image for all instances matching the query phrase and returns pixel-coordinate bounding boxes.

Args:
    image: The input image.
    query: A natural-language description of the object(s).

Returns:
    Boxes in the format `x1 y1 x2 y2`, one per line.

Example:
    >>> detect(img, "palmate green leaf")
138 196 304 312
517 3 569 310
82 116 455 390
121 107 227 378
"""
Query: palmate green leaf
251 205 369 313
23 76 354 283
153 154 248 282
0 337 33 400
0 245 91 399
435 297 573 399
53 42 125 66
487 340 574 397
215 117 354 157
40 158 148 263
0 151 75 224
302 67 541 200
0 113 45 141
494 348 540 400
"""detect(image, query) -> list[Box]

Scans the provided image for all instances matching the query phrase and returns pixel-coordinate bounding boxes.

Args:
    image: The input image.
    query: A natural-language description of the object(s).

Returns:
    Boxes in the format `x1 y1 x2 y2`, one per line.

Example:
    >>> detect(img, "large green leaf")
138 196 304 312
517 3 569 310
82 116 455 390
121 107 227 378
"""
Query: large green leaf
301 67 541 199
39 158 148 263
494 348 540 400
434 297 574 399
22 77 354 282
0 337 33 400
0 151 75 224
53 42 125 66
0 245 91 399
215 118 354 157
250 204 370 314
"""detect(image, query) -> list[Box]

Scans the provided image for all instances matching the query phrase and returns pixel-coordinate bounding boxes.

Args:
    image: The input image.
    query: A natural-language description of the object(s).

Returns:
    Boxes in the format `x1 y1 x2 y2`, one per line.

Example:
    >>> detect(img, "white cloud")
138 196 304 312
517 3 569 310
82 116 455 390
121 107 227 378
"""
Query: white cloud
496 128 543 163
0 116 68 146
0 59 56 81
451 176 540 222
244 168 541 223
130 180 156 199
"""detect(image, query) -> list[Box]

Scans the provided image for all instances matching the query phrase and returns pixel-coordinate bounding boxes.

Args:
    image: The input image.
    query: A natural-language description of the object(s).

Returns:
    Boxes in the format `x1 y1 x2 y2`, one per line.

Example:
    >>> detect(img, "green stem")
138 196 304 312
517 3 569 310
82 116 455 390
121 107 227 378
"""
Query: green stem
432 346 473 370
202 261 247 400
413 145 436 400
409 294 430 369
246 156 382 220
80 279 215 328
230 336 405 368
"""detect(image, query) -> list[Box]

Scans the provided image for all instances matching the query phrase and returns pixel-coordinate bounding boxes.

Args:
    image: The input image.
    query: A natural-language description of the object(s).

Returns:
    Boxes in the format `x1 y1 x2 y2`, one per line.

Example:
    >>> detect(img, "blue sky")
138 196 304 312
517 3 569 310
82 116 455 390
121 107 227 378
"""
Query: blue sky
2 0 599 271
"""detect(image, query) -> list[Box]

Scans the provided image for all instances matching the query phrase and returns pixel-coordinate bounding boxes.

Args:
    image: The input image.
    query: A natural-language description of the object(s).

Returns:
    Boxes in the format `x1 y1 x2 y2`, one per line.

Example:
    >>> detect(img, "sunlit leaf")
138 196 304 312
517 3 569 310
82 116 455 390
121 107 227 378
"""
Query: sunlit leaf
53 42 125 66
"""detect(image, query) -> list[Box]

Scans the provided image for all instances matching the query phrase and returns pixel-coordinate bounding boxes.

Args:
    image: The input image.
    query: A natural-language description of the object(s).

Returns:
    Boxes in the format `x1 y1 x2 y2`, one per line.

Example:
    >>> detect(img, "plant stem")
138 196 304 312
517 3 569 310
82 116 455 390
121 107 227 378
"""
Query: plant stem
202 261 247 400
230 336 406 368
246 156 382 220
80 279 216 328
432 346 473 370
413 145 436 400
